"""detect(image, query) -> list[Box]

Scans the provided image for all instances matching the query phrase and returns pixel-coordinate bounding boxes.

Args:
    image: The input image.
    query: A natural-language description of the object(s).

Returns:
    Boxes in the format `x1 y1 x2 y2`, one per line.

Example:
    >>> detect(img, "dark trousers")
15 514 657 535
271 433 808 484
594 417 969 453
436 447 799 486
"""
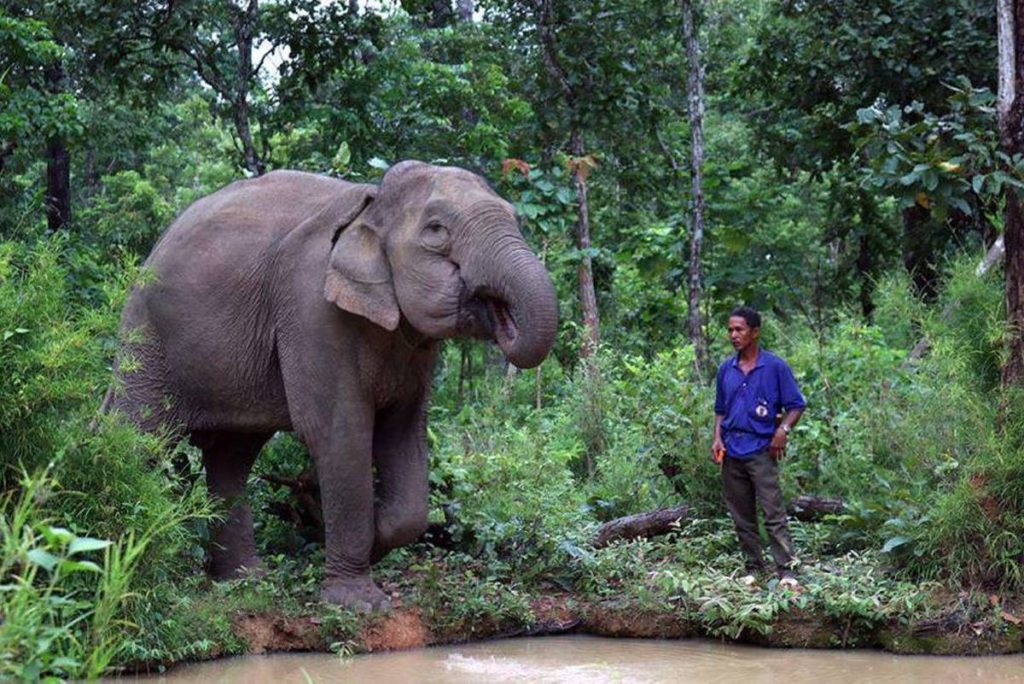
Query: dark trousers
721 450 796 572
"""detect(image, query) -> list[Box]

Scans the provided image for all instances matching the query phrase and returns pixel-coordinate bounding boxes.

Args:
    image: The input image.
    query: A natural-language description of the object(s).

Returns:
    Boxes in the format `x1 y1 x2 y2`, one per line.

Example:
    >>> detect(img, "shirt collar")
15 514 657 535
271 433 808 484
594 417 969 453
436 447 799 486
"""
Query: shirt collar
730 349 766 370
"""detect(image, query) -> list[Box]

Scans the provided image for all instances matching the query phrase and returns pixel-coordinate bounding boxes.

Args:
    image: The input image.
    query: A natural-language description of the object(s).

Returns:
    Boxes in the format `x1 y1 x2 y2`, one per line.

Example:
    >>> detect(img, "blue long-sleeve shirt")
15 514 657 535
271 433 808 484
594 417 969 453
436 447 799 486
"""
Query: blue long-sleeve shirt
715 350 806 458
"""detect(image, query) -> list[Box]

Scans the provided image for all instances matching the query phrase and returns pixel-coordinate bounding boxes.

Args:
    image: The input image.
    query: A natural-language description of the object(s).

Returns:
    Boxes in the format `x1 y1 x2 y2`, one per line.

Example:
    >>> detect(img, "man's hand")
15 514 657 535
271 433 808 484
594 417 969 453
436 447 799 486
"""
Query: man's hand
769 428 788 460
711 436 725 464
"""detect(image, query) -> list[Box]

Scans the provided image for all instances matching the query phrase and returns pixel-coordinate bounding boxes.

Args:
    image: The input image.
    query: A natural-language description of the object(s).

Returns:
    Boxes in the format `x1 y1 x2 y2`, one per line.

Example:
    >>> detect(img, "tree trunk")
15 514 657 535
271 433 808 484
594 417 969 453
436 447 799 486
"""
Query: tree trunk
681 0 710 377
788 495 845 522
570 129 604 473
45 62 71 232
856 230 874 320
457 0 474 22
231 0 265 176
570 129 601 362
592 505 693 548
902 203 937 301
430 0 454 27
998 0 1024 388
531 0 600 359
0 140 16 175
234 97 264 176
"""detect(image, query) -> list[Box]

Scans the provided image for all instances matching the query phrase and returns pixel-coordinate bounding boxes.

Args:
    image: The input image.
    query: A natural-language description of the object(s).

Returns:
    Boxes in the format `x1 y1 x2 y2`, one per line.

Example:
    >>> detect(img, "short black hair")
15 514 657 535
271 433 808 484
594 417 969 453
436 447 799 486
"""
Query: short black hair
729 305 761 329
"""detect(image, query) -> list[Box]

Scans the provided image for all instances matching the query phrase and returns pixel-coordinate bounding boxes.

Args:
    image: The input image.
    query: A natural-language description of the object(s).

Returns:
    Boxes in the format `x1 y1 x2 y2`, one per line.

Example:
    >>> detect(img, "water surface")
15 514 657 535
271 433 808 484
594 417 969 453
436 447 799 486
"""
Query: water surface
120 635 1024 683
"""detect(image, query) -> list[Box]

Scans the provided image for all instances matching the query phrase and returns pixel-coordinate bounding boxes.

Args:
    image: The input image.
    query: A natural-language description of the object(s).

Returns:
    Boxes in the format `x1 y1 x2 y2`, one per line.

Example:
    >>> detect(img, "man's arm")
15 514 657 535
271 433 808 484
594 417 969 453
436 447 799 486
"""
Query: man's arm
712 413 725 463
712 363 726 462
769 408 804 459
770 359 806 460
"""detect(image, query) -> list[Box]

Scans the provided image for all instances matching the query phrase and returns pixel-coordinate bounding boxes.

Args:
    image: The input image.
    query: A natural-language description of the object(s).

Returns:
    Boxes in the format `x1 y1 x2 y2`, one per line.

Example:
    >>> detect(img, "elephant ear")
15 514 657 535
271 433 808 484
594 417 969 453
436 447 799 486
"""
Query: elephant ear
324 199 400 331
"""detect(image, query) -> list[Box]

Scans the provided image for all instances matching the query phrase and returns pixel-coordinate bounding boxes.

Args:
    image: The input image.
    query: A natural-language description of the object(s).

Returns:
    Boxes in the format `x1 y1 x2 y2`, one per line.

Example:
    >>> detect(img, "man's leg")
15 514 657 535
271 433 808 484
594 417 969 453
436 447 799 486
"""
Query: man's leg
749 452 796 572
721 456 766 572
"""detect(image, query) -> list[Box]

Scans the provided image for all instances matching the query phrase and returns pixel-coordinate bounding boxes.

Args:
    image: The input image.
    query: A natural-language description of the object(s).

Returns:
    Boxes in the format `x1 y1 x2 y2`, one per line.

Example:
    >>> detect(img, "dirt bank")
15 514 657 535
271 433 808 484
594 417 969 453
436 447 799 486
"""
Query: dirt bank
131 589 1023 675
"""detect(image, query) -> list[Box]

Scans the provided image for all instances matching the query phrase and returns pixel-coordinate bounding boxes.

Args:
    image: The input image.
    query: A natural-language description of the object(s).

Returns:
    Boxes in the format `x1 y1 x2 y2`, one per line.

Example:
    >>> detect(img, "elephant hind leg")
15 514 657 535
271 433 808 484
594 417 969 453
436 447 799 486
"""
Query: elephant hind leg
192 430 272 579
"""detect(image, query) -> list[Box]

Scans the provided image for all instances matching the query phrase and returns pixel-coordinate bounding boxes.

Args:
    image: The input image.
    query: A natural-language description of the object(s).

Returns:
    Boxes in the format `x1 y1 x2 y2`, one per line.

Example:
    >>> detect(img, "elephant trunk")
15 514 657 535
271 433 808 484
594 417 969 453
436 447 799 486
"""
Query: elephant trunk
467 228 558 369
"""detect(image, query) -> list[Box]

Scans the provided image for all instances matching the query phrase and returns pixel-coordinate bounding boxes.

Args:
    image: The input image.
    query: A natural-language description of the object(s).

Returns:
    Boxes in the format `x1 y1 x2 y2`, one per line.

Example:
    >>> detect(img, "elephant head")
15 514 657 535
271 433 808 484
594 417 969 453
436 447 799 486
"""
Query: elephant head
324 161 558 368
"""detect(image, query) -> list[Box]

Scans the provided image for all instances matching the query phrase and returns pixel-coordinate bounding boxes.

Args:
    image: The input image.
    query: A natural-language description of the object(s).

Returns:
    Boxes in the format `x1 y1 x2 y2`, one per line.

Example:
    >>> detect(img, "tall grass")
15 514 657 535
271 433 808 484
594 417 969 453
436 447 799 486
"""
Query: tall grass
0 465 212 680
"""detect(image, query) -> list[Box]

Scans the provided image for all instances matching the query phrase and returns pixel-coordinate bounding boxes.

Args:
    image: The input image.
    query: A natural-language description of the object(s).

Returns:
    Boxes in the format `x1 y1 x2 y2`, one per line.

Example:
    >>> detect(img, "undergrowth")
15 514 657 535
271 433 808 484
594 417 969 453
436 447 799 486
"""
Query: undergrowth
2 237 1023 676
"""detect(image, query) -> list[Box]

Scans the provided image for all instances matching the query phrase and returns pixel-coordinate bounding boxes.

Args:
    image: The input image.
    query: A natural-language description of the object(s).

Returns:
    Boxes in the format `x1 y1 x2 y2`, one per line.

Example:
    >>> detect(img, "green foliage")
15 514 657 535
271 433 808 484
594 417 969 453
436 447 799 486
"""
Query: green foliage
0 469 207 680
0 10 82 144
412 551 534 636
738 0 996 173
0 239 122 470
851 79 1020 223
428 364 592 583
587 346 718 517
579 533 930 643
78 171 172 255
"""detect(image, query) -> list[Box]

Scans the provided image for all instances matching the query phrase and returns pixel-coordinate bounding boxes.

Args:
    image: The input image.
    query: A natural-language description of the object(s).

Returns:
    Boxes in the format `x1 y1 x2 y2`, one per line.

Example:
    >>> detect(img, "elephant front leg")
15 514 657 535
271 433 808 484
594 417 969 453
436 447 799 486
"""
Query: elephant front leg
371 401 429 563
309 405 390 612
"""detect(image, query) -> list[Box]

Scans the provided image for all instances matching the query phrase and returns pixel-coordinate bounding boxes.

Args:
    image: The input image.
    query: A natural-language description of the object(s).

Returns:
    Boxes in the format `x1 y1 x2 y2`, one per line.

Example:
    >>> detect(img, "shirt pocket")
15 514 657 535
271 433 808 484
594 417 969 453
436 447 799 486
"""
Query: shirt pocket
750 397 775 424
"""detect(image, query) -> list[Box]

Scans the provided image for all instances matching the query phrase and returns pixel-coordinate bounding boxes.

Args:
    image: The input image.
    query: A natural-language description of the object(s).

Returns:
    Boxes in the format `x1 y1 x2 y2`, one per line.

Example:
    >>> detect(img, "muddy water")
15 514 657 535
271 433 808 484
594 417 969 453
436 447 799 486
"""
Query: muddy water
122 636 1024 683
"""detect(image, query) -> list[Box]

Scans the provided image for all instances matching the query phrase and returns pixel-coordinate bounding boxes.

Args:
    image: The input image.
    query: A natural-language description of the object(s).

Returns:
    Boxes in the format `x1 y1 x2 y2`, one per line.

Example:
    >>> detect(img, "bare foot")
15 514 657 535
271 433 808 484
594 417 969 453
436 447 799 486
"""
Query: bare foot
321 576 391 613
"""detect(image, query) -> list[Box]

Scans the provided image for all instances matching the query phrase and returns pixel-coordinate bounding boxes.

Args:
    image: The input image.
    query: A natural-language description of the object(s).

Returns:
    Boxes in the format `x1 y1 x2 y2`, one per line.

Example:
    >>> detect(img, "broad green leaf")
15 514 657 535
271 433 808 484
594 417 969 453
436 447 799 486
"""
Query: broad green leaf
49 657 81 670
41 526 74 545
898 171 919 186
881 535 911 553
556 187 575 204
26 548 59 572
58 559 103 574
332 141 351 170
68 536 112 556
950 197 972 215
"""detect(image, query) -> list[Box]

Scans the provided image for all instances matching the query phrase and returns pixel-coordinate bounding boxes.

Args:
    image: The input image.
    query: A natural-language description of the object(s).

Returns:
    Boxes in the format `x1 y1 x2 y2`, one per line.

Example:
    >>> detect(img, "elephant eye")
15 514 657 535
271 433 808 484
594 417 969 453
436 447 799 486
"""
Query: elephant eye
422 222 450 248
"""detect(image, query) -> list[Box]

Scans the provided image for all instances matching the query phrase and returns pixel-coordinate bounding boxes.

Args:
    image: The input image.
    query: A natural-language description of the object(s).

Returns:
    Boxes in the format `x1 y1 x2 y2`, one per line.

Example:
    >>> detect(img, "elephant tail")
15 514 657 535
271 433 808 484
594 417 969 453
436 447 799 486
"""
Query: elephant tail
90 386 116 433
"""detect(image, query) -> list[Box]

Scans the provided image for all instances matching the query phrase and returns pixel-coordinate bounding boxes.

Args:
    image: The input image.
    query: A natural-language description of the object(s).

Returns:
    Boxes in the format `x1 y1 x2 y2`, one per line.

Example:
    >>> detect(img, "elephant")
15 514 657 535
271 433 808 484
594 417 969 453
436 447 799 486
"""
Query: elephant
102 161 558 611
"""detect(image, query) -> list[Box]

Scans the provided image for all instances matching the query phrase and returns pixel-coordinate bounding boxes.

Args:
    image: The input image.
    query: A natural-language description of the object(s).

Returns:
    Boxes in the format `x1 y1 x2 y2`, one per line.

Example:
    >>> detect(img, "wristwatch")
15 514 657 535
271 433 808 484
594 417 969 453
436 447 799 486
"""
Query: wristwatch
780 425 791 435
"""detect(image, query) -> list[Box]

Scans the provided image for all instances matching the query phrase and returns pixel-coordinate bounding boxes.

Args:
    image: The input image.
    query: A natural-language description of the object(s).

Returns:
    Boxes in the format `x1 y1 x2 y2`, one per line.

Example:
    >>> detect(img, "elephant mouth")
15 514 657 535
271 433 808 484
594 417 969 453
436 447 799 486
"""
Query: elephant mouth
468 290 520 352
479 294 519 349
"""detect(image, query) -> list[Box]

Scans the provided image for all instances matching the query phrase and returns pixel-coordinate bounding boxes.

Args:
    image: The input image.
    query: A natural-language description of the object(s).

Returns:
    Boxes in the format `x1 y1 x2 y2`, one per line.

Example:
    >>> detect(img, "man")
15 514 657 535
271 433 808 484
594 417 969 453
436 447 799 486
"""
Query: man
711 306 805 587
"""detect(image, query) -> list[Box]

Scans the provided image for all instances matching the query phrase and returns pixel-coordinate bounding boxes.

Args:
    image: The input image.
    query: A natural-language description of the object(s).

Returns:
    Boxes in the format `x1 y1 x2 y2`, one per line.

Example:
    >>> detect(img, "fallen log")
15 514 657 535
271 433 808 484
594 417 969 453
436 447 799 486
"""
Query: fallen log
591 504 693 548
260 470 324 539
788 495 845 521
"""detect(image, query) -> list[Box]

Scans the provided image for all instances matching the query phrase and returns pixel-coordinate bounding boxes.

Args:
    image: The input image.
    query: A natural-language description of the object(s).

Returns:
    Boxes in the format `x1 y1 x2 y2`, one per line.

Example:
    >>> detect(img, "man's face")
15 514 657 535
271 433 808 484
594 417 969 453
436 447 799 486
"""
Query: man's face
728 316 759 353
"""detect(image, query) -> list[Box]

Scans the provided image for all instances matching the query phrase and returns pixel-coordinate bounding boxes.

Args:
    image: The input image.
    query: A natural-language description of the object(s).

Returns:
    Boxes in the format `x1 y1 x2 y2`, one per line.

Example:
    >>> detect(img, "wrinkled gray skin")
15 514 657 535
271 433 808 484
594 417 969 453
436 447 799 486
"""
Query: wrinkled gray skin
104 161 558 611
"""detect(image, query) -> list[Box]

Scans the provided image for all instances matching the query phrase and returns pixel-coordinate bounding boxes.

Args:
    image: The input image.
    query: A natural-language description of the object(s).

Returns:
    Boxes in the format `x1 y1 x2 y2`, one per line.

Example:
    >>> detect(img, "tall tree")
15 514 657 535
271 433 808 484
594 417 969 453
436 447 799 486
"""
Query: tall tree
739 0 997 310
997 0 1024 388
529 0 601 363
0 7 77 232
1 2 176 235
680 0 710 375
162 0 277 175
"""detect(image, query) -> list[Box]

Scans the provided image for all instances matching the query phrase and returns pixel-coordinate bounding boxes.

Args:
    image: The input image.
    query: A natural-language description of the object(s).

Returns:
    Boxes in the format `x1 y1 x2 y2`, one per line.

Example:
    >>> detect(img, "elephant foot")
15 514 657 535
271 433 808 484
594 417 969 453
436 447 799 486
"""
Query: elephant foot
321 576 391 613
210 555 267 581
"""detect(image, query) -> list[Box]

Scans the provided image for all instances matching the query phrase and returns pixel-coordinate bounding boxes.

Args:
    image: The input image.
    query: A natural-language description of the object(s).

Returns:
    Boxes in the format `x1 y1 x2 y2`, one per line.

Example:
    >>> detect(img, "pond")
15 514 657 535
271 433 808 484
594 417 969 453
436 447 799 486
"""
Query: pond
117 635 1024 683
